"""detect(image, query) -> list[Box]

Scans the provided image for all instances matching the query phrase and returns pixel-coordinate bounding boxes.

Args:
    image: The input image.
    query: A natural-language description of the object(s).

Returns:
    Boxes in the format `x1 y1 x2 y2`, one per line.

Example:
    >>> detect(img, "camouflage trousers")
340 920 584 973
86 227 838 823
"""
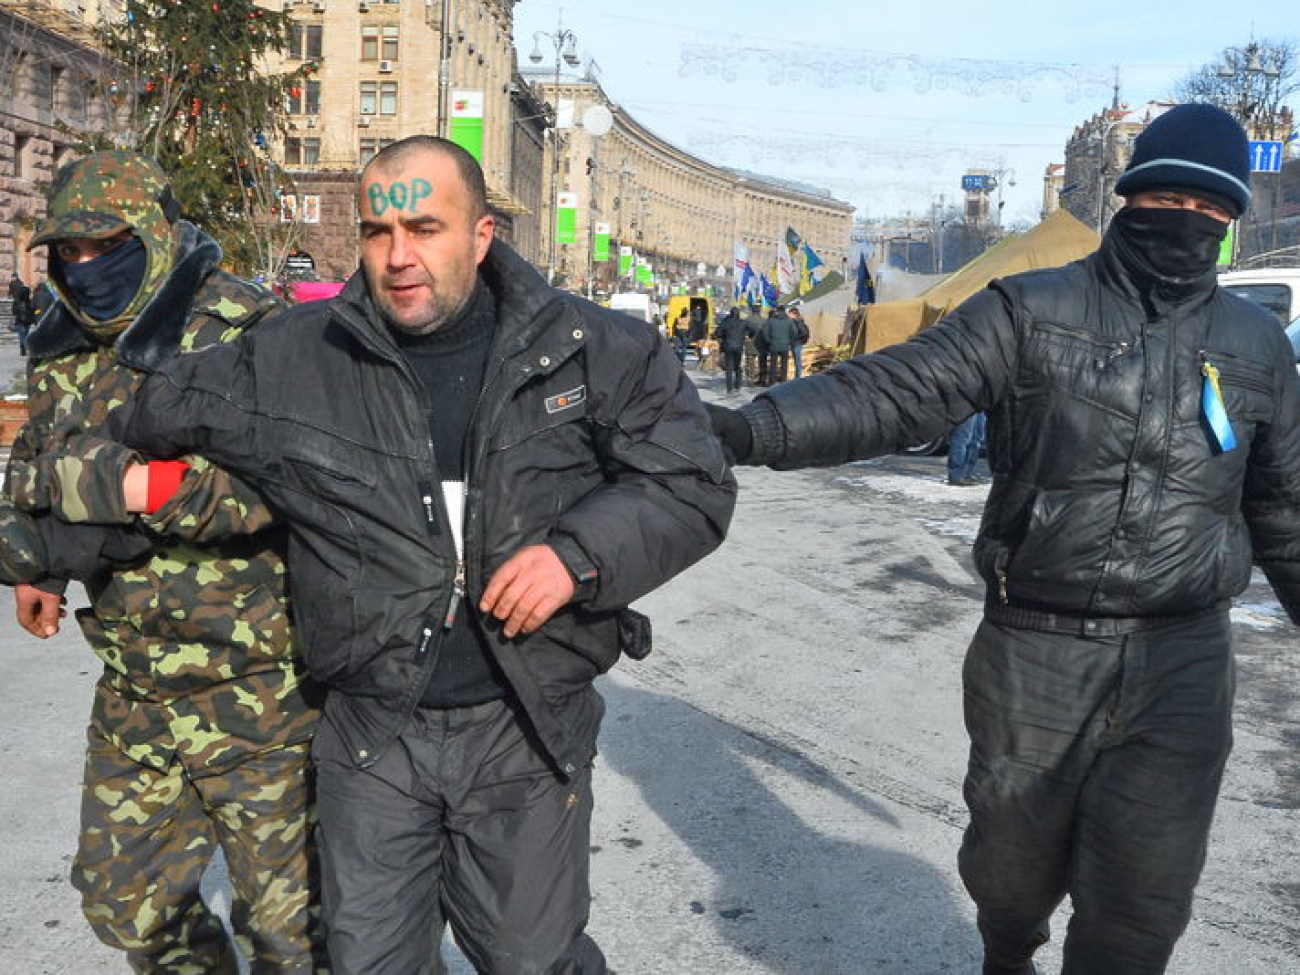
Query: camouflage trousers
72 727 329 974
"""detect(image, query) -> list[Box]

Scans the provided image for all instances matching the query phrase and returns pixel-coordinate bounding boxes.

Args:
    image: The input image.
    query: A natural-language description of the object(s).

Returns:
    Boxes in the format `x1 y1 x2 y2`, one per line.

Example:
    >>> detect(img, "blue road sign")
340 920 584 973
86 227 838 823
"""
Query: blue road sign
1249 140 1283 173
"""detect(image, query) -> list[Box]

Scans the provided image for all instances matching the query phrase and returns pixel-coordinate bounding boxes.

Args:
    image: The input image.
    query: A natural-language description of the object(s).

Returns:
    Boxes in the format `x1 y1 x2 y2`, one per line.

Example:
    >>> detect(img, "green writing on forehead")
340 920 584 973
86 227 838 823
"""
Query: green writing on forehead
366 178 433 216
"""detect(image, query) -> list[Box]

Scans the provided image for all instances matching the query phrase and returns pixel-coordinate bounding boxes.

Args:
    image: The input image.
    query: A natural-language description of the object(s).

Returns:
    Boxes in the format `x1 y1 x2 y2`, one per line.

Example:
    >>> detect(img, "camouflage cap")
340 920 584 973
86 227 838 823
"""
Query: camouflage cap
28 150 180 249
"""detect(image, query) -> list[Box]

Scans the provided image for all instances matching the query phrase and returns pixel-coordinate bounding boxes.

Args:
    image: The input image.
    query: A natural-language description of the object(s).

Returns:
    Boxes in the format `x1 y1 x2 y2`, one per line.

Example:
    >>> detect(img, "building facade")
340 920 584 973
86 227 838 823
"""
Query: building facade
1 0 120 282
1061 102 1171 235
5 0 854 298
528 70 854 300
265 0 853 293
263 0 537 280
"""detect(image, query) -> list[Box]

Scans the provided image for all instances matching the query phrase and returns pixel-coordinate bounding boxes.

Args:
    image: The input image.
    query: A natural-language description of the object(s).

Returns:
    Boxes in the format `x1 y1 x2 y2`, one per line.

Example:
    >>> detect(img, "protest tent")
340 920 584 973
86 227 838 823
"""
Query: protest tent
850 209 1101 354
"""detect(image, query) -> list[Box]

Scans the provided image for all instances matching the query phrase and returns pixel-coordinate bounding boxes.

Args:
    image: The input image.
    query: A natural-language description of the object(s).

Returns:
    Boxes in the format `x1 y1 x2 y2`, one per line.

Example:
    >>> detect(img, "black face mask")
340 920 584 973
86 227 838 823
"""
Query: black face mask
1110 207 1229 286
56 235 148 321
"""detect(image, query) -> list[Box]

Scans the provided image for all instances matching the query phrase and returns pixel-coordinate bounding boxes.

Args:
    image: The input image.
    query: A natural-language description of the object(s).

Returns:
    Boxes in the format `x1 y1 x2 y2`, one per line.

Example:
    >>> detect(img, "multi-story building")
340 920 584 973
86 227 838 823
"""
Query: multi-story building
4 0 853 297
264 0 540 280
1 0 120 281
1061 102 1169 235
527 69 854 299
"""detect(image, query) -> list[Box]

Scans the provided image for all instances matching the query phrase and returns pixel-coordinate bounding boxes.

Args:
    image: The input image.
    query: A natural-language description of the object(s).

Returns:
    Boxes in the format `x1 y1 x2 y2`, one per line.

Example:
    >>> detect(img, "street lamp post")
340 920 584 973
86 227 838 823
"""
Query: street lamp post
1217 43 1282 139
1092 116 1127 234
529 23 580 286
1216 43 1286 263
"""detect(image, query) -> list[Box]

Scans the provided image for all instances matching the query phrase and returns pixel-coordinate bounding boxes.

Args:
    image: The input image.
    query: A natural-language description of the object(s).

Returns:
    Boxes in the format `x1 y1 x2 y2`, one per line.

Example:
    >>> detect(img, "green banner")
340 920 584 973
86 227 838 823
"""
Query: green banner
637 262 653 285
448 90 484 162
1217 223 1235 266
618 246 633 277
556 192 577 245
593 222 610 262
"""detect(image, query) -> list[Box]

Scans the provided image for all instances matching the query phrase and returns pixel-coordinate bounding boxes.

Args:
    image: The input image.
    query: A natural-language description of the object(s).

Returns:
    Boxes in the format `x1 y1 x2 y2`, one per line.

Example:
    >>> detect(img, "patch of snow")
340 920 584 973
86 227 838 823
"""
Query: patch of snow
1231 601 1287 630
832 470 989 505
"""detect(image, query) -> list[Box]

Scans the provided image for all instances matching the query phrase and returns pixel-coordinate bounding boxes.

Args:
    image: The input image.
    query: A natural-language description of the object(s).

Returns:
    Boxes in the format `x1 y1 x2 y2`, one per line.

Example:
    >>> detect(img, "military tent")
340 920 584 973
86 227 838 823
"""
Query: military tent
850 209 1100 354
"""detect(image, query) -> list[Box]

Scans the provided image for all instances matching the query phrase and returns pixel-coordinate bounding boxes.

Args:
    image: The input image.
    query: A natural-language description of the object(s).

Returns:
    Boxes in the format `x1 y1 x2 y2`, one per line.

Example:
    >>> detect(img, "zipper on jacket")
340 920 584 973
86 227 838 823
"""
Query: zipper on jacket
444 561 466 629
1198 348 1274 396
416 625 434 655
1095 341 1131 371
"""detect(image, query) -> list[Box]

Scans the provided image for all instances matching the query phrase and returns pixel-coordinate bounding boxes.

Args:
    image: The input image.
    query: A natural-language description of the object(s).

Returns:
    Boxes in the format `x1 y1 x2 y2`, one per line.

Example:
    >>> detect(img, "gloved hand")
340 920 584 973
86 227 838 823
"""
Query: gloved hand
704 402 754 465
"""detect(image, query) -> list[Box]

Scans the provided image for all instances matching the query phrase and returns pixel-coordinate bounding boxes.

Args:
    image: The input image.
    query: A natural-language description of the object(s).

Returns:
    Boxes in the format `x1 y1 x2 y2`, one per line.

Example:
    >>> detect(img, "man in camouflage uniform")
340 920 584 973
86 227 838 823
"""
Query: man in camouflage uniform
0 151 327 973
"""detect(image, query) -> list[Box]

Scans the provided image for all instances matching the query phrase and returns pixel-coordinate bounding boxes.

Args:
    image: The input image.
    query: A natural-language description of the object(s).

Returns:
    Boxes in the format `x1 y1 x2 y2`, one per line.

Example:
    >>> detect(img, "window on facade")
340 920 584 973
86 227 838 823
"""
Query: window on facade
360 138 398 164
360 138 378 164
9 50 30 101
14 134 32 179
285 137 321 166
290 23 323 60
287 80 321 115
361 25 379 61
359 80 377 115
381 25 400 60
379 81 397 115
50 66 65 115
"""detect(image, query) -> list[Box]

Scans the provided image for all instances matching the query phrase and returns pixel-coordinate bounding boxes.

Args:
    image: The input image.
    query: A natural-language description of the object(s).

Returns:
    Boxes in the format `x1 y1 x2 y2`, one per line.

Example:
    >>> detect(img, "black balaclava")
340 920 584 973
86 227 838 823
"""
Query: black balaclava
1109 206 1228 289
53 236 149 322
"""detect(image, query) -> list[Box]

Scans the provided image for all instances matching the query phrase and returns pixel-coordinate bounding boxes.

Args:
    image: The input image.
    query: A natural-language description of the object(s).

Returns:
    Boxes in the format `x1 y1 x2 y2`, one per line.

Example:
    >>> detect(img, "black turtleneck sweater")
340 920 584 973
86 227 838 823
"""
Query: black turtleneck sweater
391 280 508 708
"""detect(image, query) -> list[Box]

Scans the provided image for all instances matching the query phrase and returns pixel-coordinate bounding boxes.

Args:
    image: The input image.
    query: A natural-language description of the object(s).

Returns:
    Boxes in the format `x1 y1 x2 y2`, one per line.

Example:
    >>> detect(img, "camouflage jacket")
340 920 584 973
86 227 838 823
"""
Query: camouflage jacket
3 222 319 773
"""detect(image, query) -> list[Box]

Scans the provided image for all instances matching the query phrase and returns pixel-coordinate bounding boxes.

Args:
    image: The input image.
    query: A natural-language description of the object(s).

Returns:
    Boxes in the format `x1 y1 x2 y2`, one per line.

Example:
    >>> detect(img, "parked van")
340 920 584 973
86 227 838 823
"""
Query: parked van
1219 268 1300 375
608 292 661 331
663 294 715 344
1218 268 1300 326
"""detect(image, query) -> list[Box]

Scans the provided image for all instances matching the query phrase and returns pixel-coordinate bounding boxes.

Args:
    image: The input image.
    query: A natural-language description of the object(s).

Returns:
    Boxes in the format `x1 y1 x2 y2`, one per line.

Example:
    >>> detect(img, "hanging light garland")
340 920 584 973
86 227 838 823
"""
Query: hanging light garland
679 44 1112 103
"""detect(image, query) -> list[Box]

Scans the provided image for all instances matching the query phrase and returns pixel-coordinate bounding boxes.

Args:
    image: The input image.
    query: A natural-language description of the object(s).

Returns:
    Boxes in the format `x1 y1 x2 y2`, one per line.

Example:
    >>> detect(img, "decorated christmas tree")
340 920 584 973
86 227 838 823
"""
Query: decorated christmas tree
88 0 314 279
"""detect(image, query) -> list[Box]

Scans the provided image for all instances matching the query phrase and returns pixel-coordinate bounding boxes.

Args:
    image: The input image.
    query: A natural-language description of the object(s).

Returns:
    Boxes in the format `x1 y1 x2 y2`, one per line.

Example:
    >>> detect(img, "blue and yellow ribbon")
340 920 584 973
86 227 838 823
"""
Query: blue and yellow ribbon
1200 357 1237 453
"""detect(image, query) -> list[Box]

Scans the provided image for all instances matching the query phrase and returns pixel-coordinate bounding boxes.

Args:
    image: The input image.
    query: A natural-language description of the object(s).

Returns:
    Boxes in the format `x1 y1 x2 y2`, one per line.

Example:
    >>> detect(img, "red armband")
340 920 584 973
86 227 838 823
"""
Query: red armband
145 460 190 515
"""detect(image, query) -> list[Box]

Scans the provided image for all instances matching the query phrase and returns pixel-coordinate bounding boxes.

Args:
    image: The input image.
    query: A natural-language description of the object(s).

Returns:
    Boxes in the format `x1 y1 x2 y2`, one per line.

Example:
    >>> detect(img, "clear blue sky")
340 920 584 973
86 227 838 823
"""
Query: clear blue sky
512 0 1296 226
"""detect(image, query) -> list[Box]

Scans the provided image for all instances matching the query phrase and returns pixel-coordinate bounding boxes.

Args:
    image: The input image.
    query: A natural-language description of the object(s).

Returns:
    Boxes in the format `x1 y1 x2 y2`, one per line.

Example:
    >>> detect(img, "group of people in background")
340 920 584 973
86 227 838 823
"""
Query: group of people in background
710 302 811 393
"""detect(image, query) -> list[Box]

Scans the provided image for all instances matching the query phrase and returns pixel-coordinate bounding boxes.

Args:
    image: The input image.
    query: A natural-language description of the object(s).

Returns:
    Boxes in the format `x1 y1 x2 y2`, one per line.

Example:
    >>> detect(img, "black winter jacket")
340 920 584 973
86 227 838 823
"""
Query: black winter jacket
114 241 736 774
713 312 747 353
764 310 798 353
742 235 1300 624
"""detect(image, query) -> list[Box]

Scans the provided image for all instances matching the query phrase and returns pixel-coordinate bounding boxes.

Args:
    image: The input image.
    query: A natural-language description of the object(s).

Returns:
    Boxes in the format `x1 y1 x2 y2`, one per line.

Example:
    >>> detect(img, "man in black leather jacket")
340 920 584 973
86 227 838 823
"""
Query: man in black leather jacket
708 104 1300 974
48 137 735 975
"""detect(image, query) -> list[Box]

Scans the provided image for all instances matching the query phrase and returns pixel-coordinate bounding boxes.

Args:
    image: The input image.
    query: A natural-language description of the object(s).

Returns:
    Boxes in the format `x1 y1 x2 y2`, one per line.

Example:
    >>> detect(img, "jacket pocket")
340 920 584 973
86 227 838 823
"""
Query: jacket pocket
278 456 370 685
1024 321 1133 376
1202 348 1275 423
1003 488 1114 604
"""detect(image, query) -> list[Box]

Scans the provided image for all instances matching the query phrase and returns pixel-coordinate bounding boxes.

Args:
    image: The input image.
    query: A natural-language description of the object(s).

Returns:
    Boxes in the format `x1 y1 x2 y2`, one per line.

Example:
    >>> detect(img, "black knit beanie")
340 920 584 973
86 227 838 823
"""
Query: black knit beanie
1114 103 1251 217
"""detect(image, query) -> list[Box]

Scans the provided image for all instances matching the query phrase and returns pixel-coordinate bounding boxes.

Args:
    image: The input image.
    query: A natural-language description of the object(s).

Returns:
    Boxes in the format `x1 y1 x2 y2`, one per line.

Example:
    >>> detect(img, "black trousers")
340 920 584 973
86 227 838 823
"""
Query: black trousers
958 612 1235 974
722 349 743 391
768 350 790 384
314 700 606 975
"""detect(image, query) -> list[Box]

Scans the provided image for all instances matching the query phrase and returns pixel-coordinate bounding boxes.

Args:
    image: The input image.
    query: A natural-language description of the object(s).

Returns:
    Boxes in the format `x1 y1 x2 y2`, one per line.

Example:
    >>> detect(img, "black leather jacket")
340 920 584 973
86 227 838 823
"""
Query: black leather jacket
115 240 736 774
742 234 1300 624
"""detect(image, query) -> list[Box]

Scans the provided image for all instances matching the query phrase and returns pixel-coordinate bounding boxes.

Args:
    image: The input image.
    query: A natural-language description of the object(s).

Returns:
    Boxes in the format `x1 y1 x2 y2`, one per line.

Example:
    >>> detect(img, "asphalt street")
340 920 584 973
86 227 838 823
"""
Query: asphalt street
1 354 1298 973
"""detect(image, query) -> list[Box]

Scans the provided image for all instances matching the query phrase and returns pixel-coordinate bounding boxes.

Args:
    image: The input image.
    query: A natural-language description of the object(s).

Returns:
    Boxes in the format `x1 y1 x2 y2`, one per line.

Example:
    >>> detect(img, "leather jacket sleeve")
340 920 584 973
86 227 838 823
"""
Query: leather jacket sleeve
744 286 1017 468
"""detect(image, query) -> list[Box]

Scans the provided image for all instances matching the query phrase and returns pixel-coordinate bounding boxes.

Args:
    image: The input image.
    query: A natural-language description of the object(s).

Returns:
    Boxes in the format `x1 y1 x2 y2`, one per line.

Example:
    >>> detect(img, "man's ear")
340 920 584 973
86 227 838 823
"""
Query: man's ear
474 214 495 264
